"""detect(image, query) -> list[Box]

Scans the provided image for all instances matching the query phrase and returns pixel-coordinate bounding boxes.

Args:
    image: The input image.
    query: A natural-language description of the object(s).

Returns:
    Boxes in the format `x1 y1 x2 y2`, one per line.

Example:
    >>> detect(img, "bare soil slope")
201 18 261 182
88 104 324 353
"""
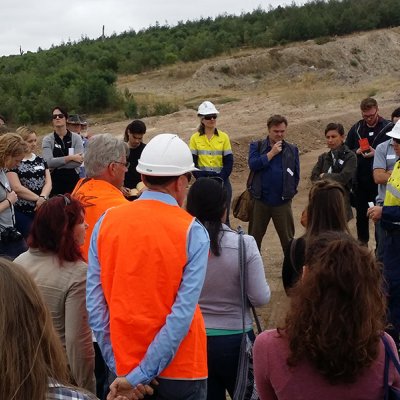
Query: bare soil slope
94 27 400 328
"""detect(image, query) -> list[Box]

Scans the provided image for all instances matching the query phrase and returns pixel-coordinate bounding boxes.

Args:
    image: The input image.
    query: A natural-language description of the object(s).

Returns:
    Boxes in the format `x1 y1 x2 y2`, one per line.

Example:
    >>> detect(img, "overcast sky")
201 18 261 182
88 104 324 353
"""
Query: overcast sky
1 0 304 57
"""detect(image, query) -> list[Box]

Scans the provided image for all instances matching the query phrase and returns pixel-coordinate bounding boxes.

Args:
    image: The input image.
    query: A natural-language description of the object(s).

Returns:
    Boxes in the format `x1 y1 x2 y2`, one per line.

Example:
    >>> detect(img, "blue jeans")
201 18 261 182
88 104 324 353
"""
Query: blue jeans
206 331 256 400
148 378 207 400
15 210 35 240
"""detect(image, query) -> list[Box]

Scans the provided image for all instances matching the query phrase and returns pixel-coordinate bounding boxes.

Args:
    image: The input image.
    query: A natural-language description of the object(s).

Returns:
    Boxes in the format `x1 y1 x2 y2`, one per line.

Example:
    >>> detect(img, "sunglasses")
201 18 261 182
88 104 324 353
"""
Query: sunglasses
198 176 224 187
393 138 400 144
56 194 71 206
52 113 65 120
203 115 218 120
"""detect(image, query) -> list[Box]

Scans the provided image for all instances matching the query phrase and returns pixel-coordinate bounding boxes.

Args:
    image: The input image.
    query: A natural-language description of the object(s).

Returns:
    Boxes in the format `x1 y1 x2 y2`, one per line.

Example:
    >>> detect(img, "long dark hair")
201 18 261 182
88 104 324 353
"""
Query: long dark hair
186 178 227 256
281 231 386 384
305 180 350 240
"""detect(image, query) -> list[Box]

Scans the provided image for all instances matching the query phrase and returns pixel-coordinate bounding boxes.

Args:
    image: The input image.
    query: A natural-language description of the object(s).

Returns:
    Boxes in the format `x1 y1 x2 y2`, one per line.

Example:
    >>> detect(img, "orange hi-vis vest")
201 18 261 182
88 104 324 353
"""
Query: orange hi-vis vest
97 199 207 379
72 178 128 261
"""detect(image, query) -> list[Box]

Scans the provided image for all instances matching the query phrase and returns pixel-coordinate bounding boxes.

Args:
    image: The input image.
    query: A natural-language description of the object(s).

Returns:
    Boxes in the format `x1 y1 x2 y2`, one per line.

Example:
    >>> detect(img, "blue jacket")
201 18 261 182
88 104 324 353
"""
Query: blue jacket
248 138 299 204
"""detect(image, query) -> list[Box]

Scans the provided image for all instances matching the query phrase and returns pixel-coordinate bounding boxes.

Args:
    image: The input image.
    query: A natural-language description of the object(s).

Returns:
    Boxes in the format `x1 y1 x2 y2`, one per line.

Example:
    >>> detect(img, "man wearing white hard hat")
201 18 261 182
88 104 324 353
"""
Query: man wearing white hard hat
87 134 210 399
367 120 400 350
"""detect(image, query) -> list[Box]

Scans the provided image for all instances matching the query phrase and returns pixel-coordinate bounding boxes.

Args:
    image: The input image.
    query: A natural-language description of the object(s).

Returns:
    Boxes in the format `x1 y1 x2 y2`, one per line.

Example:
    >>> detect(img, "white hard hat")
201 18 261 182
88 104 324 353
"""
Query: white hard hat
197 101 219 116
387 120 400 140
137 134 198 176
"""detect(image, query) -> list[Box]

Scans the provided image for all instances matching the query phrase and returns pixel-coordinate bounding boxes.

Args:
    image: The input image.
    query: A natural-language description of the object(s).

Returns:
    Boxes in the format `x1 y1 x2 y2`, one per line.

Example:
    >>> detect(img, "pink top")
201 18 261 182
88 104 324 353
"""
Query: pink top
253 329 400 400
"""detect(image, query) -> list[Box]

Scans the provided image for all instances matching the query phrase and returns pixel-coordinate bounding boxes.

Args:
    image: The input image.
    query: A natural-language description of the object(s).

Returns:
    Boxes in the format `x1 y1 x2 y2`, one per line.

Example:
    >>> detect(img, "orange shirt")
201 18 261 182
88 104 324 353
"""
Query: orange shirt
72 178 128 261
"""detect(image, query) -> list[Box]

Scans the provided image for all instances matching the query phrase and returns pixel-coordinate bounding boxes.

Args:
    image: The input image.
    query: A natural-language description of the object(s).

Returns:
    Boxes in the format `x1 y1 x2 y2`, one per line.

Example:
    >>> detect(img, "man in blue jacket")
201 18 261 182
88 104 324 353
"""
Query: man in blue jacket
248 114 300 254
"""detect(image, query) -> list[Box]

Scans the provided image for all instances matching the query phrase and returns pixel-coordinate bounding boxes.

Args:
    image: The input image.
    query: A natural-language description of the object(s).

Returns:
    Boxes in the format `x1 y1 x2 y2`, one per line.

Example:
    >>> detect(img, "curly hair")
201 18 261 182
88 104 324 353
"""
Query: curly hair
281 231 386 384
0 132 27 168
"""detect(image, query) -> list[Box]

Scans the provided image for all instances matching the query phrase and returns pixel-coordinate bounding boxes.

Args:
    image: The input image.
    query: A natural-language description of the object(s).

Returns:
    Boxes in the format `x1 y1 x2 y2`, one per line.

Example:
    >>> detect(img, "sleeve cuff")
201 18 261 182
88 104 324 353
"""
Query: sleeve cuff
126 366 151 387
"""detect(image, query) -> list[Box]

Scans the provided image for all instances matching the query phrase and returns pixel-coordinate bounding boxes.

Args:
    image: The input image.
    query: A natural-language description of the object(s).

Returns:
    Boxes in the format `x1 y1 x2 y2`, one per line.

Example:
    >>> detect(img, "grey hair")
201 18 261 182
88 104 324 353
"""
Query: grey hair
84 133 129 178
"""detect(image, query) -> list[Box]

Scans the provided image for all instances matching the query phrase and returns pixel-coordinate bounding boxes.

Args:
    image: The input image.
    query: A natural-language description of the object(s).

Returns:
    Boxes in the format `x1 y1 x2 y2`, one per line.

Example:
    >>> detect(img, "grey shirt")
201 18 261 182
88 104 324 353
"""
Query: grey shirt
42 131 84 173
0 170 14 228
199 225 271 331
373 139 397 205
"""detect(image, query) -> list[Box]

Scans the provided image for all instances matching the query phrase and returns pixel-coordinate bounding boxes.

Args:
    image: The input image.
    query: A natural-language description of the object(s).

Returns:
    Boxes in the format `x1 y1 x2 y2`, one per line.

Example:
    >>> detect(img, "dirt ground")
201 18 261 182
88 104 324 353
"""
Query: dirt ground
83 27 399 329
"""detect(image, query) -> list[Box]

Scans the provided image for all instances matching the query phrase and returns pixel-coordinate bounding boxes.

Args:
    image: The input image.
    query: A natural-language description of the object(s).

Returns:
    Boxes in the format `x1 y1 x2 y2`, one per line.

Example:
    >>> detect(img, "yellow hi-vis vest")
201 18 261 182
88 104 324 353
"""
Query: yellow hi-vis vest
384 160 400 206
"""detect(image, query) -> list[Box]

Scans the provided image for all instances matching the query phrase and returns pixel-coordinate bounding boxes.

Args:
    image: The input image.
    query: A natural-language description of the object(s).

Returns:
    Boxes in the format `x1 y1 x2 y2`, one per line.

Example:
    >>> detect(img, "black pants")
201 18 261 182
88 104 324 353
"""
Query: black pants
50 168 80 196
354 181 377 244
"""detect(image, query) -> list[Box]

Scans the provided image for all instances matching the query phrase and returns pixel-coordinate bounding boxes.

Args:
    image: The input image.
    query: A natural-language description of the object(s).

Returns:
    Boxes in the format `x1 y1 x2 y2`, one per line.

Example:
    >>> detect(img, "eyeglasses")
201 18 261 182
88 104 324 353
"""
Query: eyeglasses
112 161 130 168
184 173 192 183
362 110 378 120
208 176 224 187
56 194 71 206
52 113 65 120
203 115 218 120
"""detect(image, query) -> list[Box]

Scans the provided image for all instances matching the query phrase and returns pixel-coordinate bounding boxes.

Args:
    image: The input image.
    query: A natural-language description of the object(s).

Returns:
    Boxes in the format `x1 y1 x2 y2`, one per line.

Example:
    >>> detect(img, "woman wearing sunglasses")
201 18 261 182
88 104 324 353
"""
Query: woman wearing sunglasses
186 177 270 400
15 194 96 394
189 101 234 225
42 106 84 196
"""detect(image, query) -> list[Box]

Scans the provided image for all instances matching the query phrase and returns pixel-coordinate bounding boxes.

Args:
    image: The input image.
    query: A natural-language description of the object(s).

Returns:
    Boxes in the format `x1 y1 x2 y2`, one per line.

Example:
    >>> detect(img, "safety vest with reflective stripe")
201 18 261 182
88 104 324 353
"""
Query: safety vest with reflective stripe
189 130 232 173
384 160 400 206
96 200 207 379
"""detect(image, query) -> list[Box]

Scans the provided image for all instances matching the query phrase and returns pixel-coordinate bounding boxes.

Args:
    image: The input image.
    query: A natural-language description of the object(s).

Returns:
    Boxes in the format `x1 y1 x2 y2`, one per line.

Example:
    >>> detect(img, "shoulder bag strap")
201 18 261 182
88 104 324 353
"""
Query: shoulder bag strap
289 238 298 274
247 140 264 189
382 335 400 400
238 227 263 334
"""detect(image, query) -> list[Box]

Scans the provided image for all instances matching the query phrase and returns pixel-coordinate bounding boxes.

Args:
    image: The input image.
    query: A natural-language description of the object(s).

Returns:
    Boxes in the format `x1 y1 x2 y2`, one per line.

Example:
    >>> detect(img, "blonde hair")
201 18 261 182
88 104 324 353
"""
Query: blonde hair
0 258 69 400
16 126 36 141
0 133 27 168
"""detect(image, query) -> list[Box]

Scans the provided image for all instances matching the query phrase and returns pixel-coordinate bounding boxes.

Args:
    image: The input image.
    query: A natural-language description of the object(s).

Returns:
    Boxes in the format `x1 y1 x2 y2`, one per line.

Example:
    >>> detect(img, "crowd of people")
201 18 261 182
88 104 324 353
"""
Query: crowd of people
1 98 400 400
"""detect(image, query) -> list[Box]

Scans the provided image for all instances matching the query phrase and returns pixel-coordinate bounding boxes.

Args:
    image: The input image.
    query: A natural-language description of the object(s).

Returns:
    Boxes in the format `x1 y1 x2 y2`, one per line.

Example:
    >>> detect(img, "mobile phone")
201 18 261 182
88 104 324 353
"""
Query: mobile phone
368 202 374 208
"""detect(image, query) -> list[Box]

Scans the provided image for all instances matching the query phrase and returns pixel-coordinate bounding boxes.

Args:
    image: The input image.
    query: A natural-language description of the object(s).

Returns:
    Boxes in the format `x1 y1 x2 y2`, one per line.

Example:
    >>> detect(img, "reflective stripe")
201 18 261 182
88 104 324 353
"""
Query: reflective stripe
198 166 222 172
387 183 400 200
198 150 224 156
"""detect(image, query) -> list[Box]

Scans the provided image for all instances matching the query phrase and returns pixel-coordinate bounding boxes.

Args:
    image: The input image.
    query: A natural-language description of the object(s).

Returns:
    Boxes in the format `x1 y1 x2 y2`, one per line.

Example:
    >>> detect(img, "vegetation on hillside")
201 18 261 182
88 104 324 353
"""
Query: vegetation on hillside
1 0 399 125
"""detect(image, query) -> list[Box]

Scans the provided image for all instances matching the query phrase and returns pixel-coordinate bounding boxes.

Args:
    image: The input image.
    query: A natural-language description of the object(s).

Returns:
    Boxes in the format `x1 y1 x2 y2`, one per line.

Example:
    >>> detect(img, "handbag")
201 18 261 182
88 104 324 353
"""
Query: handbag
233 227 261 400
382 334 400 400
232 140 262 222
232 189 254 222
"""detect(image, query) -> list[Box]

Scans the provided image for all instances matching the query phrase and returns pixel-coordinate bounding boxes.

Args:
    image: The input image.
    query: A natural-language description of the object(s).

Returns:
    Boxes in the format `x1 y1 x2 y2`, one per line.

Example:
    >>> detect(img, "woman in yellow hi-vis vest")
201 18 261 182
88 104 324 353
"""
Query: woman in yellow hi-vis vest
189 101 233 226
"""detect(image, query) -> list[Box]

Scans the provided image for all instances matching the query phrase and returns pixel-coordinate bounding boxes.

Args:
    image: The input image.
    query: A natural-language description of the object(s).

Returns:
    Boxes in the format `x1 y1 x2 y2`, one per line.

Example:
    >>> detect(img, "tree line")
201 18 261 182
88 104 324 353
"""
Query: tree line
1 0 399 125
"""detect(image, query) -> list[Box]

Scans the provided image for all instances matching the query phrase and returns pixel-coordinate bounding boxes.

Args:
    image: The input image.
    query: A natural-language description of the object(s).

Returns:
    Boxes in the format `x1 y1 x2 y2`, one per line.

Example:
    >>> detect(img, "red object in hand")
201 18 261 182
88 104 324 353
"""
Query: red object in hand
358 138 370 152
